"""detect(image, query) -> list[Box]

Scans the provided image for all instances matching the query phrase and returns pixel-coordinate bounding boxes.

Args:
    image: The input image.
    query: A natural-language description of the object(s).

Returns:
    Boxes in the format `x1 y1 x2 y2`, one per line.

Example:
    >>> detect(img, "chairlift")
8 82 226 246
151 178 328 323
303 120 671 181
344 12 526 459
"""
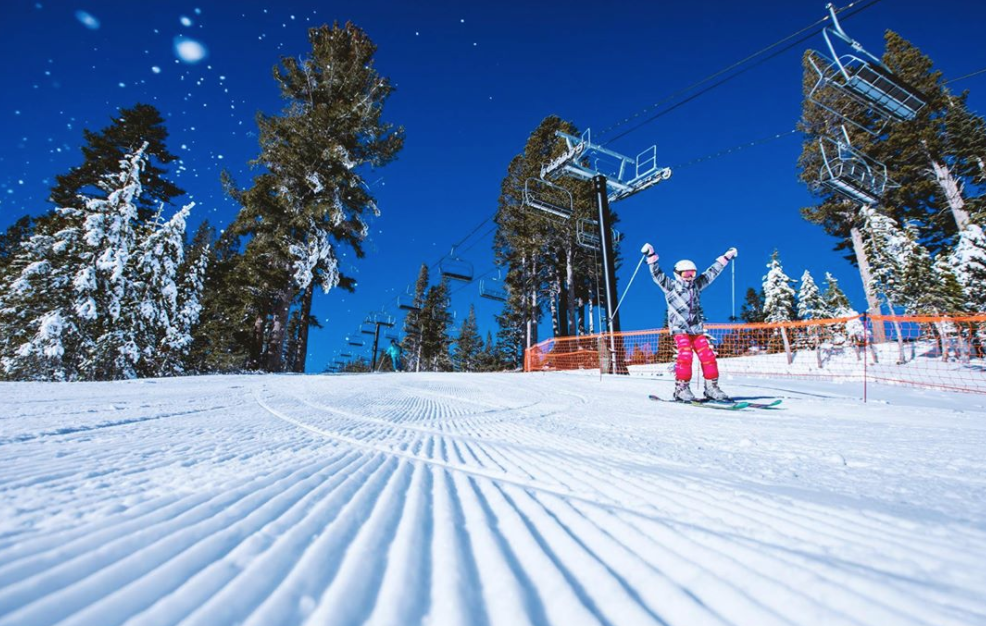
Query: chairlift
360 322 376 335
817 126 895 205
340 352 353 358
479 271 508 302
384 331 399 341
523 178 574 220
807 3 927 135
540 129 672 203
398 287 421 312
346 336 365 347
576 219 621 251
439 247 474 282
370 311 395 328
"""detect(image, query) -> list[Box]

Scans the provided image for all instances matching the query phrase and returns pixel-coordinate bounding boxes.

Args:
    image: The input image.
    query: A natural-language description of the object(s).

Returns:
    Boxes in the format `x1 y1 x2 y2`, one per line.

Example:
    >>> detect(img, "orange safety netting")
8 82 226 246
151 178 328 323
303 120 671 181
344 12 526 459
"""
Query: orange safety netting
524 314 986 395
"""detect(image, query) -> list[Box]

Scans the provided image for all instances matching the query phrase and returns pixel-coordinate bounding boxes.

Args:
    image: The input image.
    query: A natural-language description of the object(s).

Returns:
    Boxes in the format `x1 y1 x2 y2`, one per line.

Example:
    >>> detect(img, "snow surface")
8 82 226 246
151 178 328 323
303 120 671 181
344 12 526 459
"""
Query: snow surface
1 372 985 626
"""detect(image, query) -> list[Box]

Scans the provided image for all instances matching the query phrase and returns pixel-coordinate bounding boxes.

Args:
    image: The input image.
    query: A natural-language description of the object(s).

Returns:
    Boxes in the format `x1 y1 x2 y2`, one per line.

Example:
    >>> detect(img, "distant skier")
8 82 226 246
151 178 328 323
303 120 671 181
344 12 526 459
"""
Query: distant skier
386 340 402 372
641 243 737 402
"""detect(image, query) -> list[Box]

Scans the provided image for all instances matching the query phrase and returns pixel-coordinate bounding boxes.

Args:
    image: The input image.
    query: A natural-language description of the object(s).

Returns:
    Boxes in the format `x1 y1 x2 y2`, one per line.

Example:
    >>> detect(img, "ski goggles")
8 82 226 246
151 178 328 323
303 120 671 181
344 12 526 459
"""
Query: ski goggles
678 269 696 279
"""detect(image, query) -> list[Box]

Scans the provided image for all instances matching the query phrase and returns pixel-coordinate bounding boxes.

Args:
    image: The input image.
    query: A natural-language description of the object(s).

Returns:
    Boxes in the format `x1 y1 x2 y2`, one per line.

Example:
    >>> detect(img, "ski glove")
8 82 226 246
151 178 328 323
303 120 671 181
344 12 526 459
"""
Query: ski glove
718 247 738 265
641 243 658 265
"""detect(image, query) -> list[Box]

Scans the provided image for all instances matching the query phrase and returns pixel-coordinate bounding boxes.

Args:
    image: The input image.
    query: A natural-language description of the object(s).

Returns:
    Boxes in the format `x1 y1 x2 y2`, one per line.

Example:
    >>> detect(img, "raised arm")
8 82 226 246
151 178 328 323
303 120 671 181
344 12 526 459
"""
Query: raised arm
696 247 737 291
642 243 674 292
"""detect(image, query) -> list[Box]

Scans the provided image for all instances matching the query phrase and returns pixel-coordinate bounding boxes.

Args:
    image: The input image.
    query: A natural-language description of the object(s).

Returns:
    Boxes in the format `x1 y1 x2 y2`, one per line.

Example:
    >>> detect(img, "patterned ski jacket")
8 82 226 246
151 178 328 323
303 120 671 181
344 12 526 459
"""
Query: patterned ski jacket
649 259 726 335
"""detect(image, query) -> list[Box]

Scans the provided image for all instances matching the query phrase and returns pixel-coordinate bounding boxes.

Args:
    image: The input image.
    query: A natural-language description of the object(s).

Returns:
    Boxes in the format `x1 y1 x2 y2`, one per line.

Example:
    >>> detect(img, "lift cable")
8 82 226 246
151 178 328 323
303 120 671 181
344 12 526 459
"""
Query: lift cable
600 0 884 147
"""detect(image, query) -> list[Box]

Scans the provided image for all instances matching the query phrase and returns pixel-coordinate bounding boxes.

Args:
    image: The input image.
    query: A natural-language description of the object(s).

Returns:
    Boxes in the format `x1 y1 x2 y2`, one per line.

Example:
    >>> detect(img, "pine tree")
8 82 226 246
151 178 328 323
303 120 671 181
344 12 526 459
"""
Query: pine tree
762 251 797 323
739 287 766 323
453 305 483 372
797 270 826 320
401 264 429 372
822 273 853 316
949 222 986 312
250 21 405 372
50 103 183 220
877 33 986 249
1 146 201 381
0 209 83 380
418 279 453 371
0 216 34 282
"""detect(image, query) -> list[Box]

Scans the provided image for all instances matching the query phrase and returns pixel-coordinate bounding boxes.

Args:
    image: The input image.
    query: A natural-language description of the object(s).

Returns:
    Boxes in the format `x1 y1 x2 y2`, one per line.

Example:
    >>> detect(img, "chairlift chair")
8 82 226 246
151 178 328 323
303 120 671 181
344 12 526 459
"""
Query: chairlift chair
398 286 421 312
817 127 895 205
807 3 927 135
439 247 473 282
576 219 621 251
340 352 352 358
523 178 574 220
346 336 365 347
370 311 395 328
360 322 376 335
479 271 508 302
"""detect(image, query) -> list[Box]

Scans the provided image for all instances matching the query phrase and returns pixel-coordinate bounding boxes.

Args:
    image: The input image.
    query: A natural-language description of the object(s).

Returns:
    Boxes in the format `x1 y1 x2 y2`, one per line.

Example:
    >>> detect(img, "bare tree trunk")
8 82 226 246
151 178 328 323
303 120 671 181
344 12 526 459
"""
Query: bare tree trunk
565 246 576 337
780 326 793 365
930 159 971 232
293 283 314 373
251 315 266 369
884 295 906 364
266 289 292 372
850 222 887 343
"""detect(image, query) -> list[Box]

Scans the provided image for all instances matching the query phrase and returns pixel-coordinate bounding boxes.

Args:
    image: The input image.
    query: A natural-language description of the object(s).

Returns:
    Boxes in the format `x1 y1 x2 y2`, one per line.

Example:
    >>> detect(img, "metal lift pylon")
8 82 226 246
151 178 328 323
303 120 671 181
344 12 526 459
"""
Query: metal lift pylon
541 128 672 375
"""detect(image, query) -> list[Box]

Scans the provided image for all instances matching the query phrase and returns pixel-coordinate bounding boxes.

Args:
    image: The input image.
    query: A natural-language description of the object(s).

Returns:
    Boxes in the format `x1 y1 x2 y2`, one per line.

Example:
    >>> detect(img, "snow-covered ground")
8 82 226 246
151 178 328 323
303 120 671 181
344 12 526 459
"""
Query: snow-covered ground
1 372 985 626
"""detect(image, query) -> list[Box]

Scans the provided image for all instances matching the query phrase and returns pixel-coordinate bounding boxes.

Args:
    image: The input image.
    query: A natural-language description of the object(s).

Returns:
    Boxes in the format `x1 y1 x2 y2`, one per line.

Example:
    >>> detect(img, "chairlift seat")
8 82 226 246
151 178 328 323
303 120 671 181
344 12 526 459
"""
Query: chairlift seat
479 279 507 302
524 178 573 220
817 131 893 205
440 257 473 282
842 57 926 121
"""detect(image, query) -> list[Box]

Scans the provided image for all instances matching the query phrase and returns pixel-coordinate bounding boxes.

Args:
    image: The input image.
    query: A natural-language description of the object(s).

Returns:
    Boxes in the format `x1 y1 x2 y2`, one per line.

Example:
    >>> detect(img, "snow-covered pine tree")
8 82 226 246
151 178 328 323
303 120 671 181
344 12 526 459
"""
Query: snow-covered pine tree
0 209 85 380
165 242 209 375
1 145 203 381
762 251 797 323
130 202 202 377
762 251 797 363
949 222 986 312
797 270 826 320
75 147 147 380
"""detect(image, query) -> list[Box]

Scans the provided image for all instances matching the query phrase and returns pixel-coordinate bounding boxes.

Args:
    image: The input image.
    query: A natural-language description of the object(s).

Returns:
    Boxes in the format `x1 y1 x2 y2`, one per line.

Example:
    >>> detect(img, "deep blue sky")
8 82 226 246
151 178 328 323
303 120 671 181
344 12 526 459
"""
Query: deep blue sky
2 0 985 372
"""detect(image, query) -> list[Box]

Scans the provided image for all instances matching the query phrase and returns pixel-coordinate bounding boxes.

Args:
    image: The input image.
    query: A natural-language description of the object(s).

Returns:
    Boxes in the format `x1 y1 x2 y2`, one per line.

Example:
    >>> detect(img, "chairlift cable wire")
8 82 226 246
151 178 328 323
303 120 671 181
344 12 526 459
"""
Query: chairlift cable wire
600 0 885 147
945 67 986 84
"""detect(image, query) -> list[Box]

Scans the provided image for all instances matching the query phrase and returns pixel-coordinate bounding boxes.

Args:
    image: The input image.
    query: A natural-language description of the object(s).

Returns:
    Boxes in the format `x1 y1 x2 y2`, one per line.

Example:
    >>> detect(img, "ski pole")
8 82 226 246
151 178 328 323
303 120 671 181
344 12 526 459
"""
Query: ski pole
611 253 647 320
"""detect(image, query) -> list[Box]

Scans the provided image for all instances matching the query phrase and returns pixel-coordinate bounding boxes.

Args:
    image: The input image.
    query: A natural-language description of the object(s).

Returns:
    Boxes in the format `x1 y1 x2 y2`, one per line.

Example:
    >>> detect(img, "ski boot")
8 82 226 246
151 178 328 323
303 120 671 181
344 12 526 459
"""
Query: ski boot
673 381 696 402
703 378 730 402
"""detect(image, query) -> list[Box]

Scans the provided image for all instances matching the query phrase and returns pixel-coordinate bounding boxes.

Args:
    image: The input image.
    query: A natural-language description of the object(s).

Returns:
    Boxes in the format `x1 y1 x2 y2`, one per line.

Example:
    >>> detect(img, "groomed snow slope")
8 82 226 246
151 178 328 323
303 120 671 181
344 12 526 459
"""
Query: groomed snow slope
1 372 985 626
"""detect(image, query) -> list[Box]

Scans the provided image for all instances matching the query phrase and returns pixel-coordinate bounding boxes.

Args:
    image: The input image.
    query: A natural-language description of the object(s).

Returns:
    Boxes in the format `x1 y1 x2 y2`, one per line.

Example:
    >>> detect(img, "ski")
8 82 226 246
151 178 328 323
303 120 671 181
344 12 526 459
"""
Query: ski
649 395 750 410
743 399 783 409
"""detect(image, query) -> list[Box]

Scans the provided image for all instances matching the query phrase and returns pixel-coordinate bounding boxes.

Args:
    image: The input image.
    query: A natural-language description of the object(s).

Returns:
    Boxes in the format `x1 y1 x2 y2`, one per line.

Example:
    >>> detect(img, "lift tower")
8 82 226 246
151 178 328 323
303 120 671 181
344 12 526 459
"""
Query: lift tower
541 128 672 373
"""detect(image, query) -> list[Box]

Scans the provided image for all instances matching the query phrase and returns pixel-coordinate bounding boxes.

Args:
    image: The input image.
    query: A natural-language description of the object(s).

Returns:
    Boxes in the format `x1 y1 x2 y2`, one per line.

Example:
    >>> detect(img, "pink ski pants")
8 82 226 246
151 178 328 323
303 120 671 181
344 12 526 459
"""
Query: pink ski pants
674 334 719 381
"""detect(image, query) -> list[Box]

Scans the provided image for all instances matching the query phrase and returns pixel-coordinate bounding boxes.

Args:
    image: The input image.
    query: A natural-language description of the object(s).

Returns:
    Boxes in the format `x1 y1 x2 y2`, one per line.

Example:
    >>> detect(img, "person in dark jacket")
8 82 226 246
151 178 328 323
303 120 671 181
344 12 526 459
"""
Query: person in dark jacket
641 243 737 402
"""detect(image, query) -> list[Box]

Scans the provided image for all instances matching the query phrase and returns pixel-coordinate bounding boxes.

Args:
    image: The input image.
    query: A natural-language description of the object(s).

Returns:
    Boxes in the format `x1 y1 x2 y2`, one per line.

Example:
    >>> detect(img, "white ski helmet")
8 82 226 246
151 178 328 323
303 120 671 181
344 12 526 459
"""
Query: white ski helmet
674 259 697 274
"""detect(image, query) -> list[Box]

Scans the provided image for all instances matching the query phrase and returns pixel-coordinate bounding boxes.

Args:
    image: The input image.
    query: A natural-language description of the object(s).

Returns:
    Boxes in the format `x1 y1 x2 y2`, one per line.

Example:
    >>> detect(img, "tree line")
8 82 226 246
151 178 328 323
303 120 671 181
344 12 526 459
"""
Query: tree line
0 22 405 381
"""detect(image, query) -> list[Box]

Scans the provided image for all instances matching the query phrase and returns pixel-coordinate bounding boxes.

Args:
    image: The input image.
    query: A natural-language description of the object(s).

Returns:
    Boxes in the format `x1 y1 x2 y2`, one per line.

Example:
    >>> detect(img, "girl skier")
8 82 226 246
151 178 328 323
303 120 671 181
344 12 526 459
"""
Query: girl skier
641 243 737 402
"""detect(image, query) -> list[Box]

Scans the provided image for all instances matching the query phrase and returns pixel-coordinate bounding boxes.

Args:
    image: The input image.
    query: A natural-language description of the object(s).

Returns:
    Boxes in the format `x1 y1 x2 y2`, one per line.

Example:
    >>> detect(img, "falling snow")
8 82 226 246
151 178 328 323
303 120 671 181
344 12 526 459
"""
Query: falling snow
173 36 208 64
74 10 99 30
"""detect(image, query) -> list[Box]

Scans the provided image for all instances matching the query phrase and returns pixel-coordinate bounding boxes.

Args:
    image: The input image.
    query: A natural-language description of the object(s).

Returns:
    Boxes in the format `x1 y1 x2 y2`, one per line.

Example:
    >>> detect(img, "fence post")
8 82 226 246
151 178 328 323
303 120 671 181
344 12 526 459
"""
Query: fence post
862 313 868 403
